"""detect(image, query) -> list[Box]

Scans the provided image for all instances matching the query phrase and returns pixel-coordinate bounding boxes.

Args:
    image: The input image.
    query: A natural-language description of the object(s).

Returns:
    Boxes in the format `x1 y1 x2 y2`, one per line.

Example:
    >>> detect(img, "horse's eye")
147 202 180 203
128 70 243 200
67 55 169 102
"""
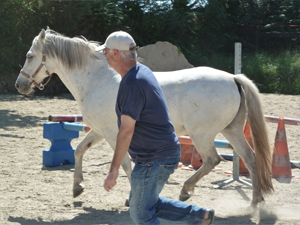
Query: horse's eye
27 55 33 59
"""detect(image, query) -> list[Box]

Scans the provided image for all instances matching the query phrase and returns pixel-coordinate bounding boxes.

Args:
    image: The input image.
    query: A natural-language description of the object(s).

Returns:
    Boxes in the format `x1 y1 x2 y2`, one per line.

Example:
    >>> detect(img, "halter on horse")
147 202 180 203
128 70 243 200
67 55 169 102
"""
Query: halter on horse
18 48 52 90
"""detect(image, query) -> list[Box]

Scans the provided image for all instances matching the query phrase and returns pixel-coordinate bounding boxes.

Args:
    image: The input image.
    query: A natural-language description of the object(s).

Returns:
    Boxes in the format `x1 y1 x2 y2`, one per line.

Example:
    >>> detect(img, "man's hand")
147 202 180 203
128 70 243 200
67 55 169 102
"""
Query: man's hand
104 170 119 192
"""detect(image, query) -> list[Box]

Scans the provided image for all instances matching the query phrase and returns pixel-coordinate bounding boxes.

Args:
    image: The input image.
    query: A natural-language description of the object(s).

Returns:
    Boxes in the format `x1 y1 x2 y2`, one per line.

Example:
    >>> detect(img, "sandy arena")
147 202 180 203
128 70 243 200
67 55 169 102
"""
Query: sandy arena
0 92 299 225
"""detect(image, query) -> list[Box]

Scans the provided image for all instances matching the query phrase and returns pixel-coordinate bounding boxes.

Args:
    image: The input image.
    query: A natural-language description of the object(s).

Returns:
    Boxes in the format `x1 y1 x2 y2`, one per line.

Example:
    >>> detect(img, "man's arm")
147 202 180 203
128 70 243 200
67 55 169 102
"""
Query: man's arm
104 114 136 192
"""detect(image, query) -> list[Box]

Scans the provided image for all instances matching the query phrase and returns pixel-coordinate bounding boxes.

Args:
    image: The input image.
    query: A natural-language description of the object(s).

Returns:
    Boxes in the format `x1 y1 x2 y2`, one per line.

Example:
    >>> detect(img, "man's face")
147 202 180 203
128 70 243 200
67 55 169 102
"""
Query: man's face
104 48 112 67
104 48 118 69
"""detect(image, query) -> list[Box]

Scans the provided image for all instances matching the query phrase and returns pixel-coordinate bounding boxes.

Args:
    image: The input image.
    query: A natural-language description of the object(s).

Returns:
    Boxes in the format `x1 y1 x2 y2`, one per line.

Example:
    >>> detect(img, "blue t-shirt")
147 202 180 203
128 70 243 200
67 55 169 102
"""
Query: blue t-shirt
115 63 180 163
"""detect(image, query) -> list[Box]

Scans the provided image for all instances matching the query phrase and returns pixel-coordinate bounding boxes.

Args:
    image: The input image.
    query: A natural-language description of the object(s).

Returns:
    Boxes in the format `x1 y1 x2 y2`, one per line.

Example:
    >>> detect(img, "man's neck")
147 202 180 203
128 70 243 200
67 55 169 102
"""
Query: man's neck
117 60 138 79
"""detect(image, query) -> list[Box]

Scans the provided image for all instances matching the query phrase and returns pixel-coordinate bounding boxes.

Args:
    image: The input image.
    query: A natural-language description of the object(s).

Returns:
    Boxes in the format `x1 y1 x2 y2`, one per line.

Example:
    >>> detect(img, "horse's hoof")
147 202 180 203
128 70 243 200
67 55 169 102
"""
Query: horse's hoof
179 186 193 201
73 187 84 198
179 192 191 201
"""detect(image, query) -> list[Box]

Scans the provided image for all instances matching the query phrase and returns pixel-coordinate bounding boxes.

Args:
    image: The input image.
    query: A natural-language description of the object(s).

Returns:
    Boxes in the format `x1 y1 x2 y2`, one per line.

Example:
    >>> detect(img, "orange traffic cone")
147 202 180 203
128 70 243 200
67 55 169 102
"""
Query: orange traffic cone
190 148 203 170
239 118 253 176
180 144 194 164
178 136 222 171
178 136 193 165
188 147 222 171
272 117 292 182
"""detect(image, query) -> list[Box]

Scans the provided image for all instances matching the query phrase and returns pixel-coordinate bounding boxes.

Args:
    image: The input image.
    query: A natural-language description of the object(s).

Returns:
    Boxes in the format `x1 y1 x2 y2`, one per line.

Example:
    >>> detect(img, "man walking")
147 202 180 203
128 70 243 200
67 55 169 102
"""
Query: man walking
96 31 214 225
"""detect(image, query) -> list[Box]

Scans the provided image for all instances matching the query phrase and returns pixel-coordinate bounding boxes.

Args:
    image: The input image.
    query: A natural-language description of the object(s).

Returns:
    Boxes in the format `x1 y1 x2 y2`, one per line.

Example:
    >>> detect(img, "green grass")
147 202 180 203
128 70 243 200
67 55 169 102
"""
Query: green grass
187 49 300 95
243 50 300 94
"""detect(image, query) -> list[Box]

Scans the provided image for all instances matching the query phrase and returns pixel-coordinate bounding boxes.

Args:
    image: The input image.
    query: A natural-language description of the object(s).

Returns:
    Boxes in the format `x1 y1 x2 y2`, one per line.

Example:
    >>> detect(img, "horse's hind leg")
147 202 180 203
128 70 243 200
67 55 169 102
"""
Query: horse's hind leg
221 91 264 207
73 130 103 198
180 135 221 201
222 126 263 207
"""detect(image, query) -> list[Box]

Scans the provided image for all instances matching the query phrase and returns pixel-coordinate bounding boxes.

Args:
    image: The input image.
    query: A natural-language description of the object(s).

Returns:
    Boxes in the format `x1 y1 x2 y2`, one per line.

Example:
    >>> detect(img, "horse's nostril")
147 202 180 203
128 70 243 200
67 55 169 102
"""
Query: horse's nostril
15 82 20 89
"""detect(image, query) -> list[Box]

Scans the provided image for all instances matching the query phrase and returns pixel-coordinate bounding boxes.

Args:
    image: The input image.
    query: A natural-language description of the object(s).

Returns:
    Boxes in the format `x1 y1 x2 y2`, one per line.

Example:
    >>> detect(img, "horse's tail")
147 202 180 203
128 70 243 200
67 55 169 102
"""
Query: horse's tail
234 74 274 195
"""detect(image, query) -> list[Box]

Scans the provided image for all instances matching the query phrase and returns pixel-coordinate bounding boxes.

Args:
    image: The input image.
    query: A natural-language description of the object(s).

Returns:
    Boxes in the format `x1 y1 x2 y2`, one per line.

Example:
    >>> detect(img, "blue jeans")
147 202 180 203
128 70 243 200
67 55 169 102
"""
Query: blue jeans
129 156 206 225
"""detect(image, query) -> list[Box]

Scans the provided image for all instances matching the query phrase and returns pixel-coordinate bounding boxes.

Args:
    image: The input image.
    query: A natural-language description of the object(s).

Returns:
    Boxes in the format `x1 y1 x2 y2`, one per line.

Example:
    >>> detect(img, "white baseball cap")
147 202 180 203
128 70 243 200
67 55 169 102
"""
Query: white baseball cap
95 31 138 52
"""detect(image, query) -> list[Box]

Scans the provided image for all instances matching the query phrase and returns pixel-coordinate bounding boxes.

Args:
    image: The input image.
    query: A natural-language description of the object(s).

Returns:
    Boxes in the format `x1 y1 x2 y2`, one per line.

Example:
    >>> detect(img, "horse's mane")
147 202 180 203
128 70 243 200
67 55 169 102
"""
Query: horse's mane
33 30 101 71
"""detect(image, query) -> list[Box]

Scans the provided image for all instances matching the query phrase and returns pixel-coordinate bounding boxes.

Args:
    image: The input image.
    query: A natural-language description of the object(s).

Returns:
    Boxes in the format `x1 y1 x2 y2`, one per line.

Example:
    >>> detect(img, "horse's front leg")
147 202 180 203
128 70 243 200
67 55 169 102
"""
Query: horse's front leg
180 141 221 201
73 130 103 198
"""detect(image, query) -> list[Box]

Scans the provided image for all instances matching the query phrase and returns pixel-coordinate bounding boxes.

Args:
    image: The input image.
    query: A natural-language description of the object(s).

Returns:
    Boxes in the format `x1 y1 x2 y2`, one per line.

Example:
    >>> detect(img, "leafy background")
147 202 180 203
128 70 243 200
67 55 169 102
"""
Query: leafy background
1 0 299 94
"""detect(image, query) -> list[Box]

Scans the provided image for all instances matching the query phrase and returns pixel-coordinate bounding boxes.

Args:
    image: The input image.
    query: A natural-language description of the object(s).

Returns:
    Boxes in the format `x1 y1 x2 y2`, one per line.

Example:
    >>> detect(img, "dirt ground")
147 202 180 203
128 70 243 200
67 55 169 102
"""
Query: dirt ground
0 93 299 225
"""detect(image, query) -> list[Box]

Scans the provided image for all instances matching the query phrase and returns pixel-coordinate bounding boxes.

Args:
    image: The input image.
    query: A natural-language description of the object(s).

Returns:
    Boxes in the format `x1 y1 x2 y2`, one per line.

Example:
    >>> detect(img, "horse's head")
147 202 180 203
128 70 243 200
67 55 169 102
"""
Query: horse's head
15 28 53 96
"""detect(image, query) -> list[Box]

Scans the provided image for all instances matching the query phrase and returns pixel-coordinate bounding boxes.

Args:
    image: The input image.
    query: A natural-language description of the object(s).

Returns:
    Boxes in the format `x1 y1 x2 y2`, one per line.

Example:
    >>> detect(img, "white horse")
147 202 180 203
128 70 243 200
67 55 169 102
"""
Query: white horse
15 28 273 208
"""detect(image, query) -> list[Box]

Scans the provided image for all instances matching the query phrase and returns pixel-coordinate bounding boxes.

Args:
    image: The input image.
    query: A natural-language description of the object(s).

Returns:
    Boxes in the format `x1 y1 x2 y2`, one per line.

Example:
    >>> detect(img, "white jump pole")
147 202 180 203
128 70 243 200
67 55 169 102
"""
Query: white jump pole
213 43 252 189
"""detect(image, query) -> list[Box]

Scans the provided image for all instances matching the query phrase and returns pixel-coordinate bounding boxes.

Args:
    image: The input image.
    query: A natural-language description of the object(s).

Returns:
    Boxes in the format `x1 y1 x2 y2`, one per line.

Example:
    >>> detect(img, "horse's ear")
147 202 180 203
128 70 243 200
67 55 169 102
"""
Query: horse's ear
38 29 46 42
46 26 51 34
